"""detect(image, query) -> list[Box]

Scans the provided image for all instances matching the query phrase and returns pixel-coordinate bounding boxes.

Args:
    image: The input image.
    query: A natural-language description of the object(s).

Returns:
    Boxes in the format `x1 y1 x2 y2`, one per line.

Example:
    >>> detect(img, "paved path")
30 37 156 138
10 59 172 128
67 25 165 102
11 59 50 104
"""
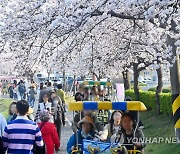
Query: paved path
57 110 73 154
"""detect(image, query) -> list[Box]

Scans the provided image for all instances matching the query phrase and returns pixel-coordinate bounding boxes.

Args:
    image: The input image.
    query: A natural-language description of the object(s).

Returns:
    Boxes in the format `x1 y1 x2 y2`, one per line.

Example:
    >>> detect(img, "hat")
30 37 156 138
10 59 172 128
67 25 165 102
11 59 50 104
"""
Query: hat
39 110 50 122
78 116 95 129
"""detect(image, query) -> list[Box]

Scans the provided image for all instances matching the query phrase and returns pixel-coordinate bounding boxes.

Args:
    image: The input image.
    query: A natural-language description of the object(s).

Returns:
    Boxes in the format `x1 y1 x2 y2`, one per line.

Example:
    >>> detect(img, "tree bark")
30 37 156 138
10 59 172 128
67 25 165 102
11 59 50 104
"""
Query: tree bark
47 72 50 80
167 34 180 143
93 72 100 81
73 75 76 96
133 63 140 100
122 69 130 90
63 70 66 91
155 64 163 115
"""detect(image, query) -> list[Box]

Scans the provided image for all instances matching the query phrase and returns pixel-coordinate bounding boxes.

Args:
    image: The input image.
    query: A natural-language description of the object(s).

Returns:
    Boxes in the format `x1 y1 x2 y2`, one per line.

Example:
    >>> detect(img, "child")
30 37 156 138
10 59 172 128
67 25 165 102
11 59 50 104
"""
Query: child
121 113 145 152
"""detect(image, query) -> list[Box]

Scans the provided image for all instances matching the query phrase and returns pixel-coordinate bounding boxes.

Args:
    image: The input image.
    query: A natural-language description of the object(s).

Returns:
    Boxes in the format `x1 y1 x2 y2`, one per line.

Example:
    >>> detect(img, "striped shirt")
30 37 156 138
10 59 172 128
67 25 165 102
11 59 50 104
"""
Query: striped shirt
2 116 43 154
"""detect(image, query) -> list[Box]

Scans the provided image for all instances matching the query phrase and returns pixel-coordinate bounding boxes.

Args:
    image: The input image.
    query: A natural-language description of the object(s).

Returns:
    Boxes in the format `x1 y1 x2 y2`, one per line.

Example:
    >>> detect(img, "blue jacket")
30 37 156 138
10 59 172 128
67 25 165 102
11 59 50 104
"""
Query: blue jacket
67 130 95 154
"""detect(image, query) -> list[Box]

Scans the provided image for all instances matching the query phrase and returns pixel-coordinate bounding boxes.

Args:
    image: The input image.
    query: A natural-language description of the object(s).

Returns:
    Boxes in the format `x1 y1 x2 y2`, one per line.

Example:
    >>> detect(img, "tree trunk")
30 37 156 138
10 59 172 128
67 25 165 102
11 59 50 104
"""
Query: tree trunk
155 64 163 115
29 72 35 81
167 34 180 143
81 75 86 81
122 69 130 90
133 63 140 100
47 71 50 80
73 75 76 96
93 72 100 81
63 70 66 91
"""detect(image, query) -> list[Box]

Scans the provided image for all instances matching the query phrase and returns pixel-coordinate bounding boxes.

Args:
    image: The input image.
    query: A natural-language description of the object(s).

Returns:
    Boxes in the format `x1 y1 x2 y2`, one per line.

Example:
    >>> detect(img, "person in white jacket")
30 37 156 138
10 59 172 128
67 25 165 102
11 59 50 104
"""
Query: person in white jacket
0 113 7 137
35 94 54 123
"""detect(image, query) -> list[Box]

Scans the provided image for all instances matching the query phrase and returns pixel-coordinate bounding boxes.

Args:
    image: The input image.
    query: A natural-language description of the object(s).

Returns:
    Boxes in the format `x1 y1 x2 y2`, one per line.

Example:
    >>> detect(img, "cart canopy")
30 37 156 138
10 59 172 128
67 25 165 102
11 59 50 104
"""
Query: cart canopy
68 101 147 111
83 81 112 87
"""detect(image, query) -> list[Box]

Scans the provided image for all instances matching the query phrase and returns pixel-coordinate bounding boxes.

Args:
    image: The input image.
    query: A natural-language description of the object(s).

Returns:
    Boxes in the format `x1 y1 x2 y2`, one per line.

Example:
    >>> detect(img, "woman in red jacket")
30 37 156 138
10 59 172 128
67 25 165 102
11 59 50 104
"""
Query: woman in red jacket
38 110 60 154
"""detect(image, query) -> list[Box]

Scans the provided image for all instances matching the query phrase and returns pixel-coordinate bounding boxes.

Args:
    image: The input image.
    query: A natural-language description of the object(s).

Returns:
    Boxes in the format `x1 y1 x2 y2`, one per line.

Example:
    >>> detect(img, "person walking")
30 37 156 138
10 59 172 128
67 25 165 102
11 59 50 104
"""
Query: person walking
29 85 37 108
13 82 18 100
2 80 8 95
47 82 53 92
2 100 43 154
51 95 65 138
18 80 26 100
35 94 53 123
0 113 7 154
56 84 66 111
38 110 60 154
8 83 14 99
39 85 49 103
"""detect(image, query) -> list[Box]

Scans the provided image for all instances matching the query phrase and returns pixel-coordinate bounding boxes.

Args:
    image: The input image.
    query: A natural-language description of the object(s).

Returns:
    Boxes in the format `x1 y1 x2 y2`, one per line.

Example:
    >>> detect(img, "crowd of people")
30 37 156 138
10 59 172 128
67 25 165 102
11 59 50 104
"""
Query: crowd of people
0 79 66 154
74 85 111 102
0 79 145 154
0 79 36 102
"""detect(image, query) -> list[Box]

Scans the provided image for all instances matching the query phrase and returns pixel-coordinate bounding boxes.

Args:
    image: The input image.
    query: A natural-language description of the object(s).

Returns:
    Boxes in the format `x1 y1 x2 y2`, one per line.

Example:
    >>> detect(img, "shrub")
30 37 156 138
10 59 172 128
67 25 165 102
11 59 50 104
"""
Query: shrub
139 83 147 86
148 87 156 92
125 90 172 115
148 87 171 93
162 88 171 93
125 90 136 100
139 91 156 110
159 93 172 115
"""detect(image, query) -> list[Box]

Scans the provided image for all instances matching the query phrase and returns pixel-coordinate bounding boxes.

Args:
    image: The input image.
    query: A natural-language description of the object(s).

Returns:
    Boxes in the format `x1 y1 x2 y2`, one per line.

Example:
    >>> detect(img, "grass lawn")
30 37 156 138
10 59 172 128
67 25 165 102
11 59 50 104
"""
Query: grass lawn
0 98 13 118
141 110 180 154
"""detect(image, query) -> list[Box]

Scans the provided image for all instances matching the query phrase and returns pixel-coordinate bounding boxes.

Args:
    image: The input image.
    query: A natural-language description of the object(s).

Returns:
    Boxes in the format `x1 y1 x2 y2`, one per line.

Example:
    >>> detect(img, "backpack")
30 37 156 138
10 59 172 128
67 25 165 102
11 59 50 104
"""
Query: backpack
18 84 26 93
33 122 46 154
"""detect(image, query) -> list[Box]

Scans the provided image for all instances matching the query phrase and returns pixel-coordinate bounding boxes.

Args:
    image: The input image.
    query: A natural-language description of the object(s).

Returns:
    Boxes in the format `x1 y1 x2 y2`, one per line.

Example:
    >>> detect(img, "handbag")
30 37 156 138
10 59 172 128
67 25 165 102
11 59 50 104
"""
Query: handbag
33 122 46 154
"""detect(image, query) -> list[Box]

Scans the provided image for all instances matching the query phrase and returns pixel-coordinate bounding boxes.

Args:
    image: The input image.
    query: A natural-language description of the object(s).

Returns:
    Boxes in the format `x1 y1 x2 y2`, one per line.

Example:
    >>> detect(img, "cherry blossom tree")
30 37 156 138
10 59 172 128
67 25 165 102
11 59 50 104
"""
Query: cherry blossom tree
0 0 179 104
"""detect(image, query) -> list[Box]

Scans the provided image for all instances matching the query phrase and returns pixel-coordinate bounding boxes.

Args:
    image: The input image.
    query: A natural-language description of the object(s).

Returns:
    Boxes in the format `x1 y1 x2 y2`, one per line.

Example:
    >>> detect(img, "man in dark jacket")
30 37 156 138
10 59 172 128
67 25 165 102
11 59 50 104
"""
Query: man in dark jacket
73 110 103 132
18 80 26 100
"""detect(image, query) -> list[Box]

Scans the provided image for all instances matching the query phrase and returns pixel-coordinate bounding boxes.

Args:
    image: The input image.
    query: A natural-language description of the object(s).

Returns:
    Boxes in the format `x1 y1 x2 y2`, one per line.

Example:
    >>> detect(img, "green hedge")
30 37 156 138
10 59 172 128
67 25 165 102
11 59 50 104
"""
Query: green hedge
148 87 156 92
159 93 172 115
125 90 172 115
148 87 171 93
162 88 171 93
